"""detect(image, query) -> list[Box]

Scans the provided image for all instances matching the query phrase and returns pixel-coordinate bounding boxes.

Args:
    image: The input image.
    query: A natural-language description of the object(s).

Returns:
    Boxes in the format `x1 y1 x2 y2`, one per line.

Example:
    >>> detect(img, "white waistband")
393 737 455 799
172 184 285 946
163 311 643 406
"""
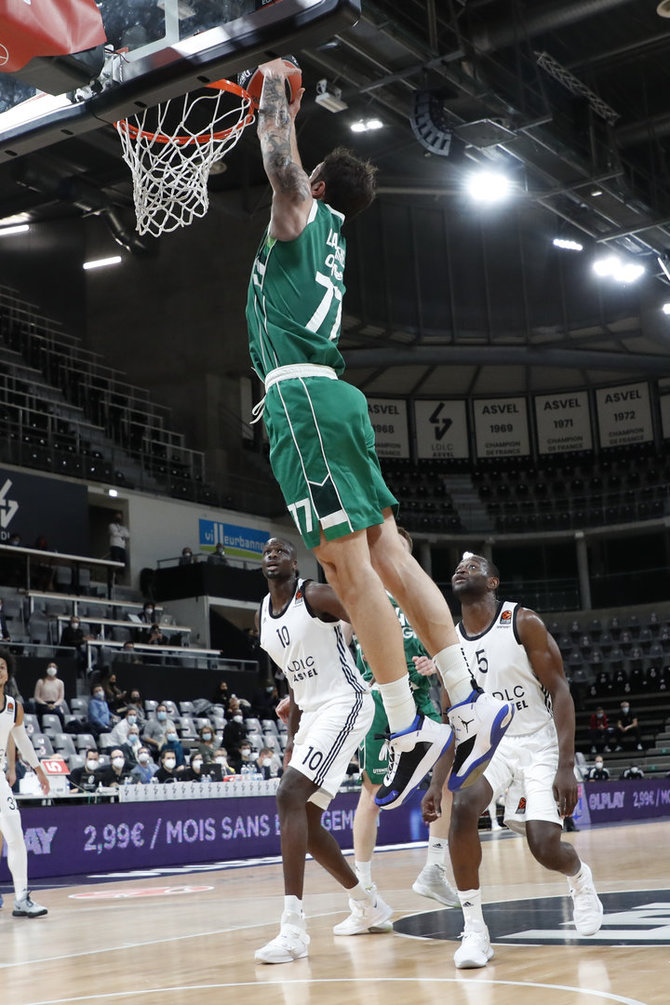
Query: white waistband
264 364 338 391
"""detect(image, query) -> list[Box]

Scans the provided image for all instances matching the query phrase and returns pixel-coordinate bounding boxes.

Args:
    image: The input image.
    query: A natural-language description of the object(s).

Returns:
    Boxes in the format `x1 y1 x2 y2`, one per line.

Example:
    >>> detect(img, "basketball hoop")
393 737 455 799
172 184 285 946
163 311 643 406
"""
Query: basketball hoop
116 79 254 237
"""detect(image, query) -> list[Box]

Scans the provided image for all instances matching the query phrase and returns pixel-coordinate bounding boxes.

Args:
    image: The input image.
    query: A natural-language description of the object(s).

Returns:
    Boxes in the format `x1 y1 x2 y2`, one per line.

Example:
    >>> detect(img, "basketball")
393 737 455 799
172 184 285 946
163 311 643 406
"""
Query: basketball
238 55 302 110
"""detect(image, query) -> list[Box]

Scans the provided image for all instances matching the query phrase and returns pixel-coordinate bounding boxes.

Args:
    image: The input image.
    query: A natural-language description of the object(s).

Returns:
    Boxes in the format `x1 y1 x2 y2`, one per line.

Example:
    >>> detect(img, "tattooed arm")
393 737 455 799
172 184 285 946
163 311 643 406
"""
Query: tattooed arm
257 58 311 241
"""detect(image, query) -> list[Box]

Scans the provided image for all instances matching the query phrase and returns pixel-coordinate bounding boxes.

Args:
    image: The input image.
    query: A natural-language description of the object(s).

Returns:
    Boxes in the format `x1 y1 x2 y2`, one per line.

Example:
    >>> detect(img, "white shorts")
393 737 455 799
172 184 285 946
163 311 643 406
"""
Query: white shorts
292 692 374 809
0 771 24 843
483 719 562 834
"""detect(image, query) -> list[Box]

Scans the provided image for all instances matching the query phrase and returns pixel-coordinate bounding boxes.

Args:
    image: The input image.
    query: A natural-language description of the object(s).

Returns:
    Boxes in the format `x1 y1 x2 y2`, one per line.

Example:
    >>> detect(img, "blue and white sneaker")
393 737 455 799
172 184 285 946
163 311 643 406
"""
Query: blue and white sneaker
375 713 453 810
448 689 514 791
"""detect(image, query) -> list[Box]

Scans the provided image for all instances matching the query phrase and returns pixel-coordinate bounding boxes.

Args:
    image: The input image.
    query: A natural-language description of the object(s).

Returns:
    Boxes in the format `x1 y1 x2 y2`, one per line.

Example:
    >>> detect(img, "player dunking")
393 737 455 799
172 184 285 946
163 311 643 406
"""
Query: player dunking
0 649 49 917
254 538 392 964
422 555 603 968
245 58 514 808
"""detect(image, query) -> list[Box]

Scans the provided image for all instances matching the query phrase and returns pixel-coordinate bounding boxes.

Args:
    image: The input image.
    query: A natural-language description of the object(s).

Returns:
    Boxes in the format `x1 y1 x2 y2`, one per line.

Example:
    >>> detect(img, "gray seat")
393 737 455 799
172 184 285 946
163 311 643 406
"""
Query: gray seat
23 713 40 734
261 719 279 736
97 732 115 751
53 733 78 758
68 753 84 771
179 700 195 715
54 565 73 591
41 714 62 734
75 733 97 751
70 697 89 714
31 733 54 757
163 700 179 718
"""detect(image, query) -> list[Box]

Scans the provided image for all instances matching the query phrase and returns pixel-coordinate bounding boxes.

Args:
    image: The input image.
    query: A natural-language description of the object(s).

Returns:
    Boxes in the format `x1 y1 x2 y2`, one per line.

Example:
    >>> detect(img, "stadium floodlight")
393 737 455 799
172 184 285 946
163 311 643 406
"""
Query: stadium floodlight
466 169 512 203
0 224 29 236
350 118 384 133
662 303 670 315
83 256 122 270
592 255 645 284
553 237 584 252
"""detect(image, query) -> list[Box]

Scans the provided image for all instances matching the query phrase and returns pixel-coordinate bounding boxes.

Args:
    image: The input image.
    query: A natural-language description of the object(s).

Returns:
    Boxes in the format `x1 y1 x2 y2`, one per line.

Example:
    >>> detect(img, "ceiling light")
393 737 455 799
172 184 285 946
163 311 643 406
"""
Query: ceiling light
350 118 384 133
0 213 30 225
590 189 603 197
466 170 512 203
0 224 30 236
657 253 670 282
108 488 119 497
592 255 645 284
315 79 348 113
83 255 122 271
553 237 583 252
662 303 670 315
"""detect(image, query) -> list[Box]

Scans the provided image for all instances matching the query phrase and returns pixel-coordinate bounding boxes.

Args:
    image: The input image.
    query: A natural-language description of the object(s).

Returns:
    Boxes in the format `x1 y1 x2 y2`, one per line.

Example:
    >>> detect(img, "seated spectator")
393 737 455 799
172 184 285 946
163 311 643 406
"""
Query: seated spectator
223 703 247 759
155 748 182 783
179 547 195 566
33 660 66 727
182 754 207 782
255 746 283 780
586 756 610 782
211 680 230 707
129 747 158 784
88 684 113 736
207 543 229 566
0 598 10 642
622 764 644 779
137 601 156 625
101 670 128 715
231 739 255 775
120 724 144 764
159 725 186 768
120 641 142 664
60 616 95 666
70 748 101 792
142 703 176 756
212 748 234 775
145 623 167 646
196 724 217 765
252 683 279 722
615 700 643 752
109 707 141 747
124 689 145 724
588 705 611 754
96 748 132 787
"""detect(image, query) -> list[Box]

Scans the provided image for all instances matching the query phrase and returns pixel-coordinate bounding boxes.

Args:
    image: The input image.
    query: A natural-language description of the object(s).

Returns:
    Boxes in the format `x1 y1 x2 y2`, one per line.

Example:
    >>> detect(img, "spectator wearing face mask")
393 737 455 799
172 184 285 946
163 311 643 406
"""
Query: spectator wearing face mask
211 748 234 776
588 706 611 754
196 724 217 765
70 748 101 792
129 746 158 783
155 748 181 783
96 748 132 787
179 547 195 566
125 689 145 725
158 725 186 768
231 740 255 775
33 661 66 727
182 754 207 782
255 746 283 780
142 703 176 756
60 615 96 668
88 684 113 736
223 701 247 757
109 707 141 747
120 724 143 764
586 756 610 781
615 700 643 752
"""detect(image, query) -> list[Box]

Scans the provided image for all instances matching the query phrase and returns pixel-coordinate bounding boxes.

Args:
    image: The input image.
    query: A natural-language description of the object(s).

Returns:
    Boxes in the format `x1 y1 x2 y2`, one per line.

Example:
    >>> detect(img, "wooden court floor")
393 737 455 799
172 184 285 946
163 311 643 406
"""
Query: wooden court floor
1 819 668 1005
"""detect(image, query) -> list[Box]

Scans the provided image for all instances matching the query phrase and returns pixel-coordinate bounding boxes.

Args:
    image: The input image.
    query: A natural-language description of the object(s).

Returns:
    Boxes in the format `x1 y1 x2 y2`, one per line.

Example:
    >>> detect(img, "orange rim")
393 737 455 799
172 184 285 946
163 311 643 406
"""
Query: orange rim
115 79 254 145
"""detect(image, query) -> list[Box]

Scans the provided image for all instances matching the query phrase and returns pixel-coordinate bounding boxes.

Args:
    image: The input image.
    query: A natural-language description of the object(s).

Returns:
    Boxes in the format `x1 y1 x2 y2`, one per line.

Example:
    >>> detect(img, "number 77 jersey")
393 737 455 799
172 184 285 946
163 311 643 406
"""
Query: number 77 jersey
246 200 347 381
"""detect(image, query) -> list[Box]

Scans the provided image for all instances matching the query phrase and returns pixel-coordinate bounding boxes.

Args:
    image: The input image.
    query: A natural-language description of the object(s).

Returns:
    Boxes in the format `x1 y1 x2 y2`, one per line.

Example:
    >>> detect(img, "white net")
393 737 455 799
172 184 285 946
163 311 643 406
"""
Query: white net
116 82 254 237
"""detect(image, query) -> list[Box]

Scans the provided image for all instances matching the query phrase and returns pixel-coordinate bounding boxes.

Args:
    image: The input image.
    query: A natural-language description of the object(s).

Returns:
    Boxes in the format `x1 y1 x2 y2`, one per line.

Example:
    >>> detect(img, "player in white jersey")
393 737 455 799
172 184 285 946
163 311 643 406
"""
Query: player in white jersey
254 538 391 965
422 555 602 968
0 649 49 917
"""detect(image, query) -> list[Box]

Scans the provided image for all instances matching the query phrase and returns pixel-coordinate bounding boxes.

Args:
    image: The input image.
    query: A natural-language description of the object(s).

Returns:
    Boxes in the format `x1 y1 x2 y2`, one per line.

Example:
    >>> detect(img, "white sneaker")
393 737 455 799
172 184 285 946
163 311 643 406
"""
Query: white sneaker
453 922 494 969
568 862 603 936
448 690 514 791
333 893 394 935
12 894 47 918
375 713 453 810
412 864 459 907
255 923 310 964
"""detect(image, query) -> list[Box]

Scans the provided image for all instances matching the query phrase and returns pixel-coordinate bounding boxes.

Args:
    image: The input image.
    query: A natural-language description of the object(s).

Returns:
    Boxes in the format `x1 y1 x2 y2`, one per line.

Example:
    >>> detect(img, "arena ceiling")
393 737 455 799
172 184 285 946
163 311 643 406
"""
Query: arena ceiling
2 0 670 397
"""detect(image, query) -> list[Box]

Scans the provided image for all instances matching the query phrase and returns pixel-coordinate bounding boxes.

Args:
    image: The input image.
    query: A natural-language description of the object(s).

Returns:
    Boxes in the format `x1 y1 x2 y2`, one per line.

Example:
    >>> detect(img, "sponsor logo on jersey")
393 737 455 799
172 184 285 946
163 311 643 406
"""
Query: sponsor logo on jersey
500 610 512 623
515 796 527 814
294 588 304 606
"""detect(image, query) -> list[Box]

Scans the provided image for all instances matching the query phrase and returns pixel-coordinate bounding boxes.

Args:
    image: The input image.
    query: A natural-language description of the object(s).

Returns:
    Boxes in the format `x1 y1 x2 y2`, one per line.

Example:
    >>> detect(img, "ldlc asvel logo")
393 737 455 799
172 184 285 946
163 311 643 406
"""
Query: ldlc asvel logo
0 479 19 537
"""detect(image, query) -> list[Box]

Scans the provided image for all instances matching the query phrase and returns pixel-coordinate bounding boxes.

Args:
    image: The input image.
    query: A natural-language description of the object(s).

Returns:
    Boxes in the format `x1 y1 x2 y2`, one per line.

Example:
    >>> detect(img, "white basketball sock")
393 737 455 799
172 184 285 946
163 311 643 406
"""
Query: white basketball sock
377 676 417 735
433 644 473 705
458 888 485 928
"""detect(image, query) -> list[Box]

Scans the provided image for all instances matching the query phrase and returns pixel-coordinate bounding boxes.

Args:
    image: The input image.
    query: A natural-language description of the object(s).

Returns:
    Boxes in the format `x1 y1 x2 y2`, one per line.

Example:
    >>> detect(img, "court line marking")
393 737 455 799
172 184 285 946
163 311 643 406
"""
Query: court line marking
25 977 650 1005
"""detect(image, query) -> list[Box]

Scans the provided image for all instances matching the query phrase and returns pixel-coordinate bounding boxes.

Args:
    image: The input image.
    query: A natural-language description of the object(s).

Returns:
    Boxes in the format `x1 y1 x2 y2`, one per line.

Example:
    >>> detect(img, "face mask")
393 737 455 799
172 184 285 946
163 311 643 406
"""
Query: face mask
215 757 227 766
233 715 243 723
164 759 176 770
596 712 603 718
131 696 140 704
595 761 603 769
157 711 167 721
46 666 57 677
129 734 140 745
127 715 137 725
138 752 150 763
622 706 630 714
166 733 178 743
72 622 80 629
112 757 125 769
241 749 251 758
86 760 98 772
192 760 202 772
94 691 104 700
202 733 212 741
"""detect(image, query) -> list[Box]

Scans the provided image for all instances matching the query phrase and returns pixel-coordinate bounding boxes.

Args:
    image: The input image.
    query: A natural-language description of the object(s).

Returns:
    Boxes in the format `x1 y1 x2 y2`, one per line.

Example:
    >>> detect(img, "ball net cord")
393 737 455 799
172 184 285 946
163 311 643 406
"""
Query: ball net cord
116 85 254 237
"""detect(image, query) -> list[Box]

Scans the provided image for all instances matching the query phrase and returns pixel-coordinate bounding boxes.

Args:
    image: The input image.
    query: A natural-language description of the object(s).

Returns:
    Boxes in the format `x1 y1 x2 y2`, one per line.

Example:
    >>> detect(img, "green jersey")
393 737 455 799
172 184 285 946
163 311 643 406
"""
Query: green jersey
355 593 434 705
246 200 347 380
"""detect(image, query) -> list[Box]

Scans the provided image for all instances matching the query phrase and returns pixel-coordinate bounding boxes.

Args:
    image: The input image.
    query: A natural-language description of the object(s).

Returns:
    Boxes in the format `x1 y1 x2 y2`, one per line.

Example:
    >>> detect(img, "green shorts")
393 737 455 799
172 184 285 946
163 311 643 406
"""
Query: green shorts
360 690 441 785
264 375 398 549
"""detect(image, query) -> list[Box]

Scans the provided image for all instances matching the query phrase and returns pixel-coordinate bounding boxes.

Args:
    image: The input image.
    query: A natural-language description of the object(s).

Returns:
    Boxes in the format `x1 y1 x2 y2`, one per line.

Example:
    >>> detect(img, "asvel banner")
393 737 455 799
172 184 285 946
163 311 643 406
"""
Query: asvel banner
0 467 89 552
595 382 653 448
367 398 410 458
473 397 530 458
414 400 470 459
534 390 593 455
199 520 269 561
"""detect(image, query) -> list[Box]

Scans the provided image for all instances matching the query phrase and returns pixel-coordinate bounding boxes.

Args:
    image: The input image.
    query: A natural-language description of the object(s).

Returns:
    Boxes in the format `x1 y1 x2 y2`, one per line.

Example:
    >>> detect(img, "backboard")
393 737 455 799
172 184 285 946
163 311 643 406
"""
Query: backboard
0 0 361 159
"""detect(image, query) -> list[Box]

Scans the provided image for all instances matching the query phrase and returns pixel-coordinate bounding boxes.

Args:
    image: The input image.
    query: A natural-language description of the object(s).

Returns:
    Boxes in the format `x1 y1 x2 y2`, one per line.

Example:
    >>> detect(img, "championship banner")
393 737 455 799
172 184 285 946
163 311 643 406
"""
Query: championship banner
367 398 410 458
595 382 653 449
534 390 592 455
414 400 470 460
473 397 530 459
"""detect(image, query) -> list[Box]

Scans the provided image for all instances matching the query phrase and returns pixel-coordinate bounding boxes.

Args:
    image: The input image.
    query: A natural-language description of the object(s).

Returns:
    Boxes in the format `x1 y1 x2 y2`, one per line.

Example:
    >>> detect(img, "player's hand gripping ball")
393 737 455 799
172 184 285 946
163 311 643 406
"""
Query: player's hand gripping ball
238 55 302 109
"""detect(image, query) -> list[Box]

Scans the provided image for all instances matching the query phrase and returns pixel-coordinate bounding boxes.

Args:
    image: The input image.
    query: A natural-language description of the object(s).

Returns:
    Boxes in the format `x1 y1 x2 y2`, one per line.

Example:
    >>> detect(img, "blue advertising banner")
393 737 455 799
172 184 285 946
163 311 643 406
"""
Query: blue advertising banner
0 790 431 880
199 519 269 561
